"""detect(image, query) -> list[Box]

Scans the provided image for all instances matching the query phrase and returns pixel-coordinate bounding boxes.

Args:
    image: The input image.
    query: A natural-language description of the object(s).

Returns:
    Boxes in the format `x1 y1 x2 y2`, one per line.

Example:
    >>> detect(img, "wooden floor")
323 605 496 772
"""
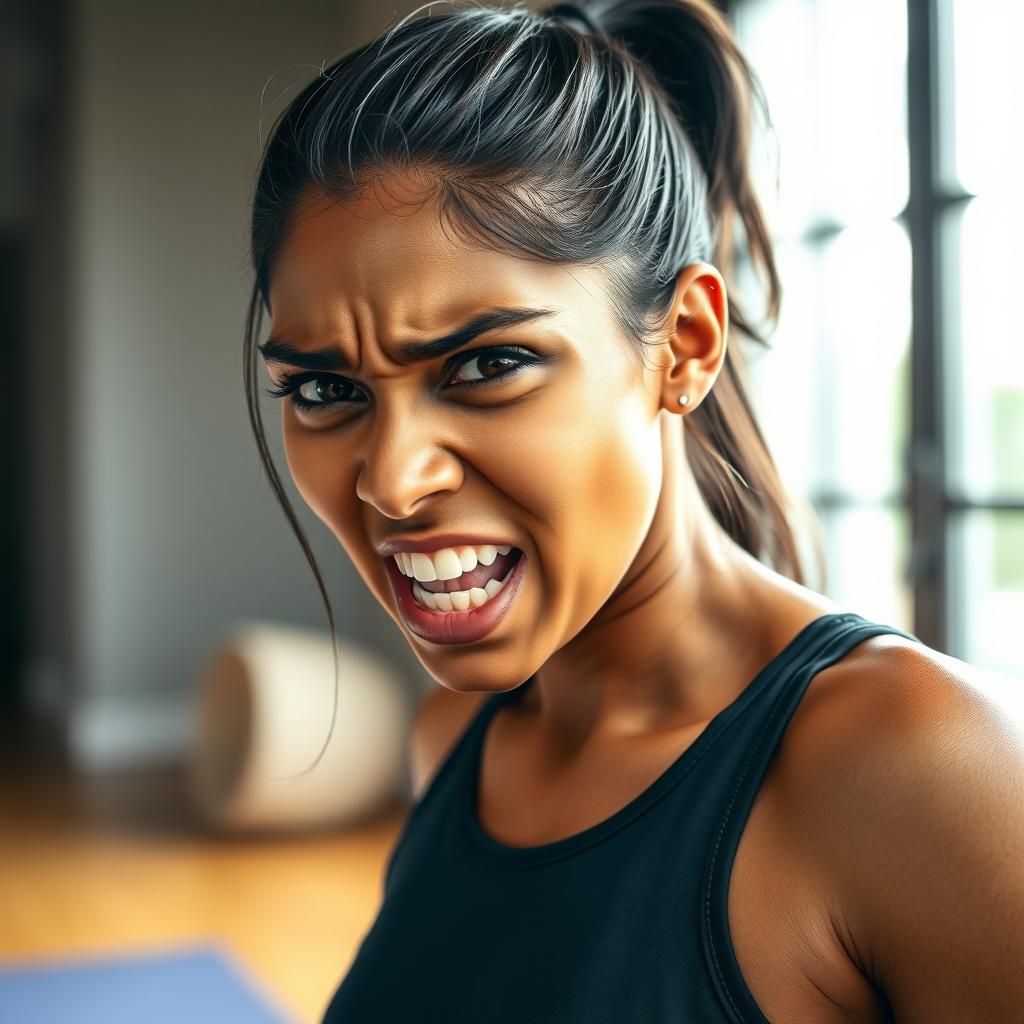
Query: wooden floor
0 710 408 1023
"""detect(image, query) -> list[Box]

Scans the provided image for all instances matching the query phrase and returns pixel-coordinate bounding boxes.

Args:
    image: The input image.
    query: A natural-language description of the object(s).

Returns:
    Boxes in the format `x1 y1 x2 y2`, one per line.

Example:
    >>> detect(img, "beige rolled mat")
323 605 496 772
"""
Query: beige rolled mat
185 621 411 833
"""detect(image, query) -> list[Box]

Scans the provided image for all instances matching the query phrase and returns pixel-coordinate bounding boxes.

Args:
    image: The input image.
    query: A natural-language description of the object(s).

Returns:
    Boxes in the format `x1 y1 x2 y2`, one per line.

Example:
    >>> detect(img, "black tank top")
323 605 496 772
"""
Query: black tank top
321 611 919 1023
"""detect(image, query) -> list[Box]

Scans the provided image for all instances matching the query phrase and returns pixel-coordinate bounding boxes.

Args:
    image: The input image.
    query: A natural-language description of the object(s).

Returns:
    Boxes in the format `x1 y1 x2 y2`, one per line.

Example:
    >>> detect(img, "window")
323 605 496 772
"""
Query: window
943 0 1024 676
727 0 1024 675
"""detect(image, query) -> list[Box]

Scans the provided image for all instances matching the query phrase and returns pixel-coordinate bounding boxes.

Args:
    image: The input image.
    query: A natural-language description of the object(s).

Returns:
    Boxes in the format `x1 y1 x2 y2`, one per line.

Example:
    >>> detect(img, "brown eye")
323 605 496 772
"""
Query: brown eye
448 347 537 386
296 378 354 405
263 372 364 413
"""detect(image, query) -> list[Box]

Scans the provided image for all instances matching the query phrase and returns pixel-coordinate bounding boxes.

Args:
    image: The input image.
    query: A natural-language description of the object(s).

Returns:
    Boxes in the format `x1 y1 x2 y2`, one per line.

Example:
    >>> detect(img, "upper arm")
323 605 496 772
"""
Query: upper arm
794 642 1024 1021
409 686 488 801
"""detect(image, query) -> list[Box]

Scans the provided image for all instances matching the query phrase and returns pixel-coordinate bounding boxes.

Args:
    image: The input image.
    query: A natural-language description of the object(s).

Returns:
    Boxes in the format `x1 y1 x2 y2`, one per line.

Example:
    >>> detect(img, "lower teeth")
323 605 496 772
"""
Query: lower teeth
411 563 516 613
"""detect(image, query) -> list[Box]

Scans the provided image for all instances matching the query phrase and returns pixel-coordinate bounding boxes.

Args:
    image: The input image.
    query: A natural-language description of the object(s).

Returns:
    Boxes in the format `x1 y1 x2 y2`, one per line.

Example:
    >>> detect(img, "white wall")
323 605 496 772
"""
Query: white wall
59 0 427 769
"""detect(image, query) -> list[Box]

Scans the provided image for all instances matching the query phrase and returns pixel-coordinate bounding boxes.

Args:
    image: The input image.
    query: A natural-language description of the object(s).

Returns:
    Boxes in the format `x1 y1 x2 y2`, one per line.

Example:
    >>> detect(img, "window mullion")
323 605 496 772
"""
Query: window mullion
905 0 949 650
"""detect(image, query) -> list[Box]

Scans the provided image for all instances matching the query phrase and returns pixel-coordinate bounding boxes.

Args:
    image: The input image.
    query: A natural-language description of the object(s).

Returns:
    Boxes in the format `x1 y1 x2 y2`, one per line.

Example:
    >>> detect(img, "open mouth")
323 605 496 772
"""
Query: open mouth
404 547 523 614
385 544 528 645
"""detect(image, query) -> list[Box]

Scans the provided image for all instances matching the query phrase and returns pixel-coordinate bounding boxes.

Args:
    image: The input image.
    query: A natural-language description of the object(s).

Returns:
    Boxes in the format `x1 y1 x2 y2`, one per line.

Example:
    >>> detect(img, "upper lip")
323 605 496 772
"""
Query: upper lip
375 533 521 557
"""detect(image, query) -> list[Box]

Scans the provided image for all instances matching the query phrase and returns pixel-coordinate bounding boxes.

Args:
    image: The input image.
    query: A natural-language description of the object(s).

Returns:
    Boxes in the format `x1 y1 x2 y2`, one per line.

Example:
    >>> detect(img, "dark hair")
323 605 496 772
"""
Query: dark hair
243 0 824 773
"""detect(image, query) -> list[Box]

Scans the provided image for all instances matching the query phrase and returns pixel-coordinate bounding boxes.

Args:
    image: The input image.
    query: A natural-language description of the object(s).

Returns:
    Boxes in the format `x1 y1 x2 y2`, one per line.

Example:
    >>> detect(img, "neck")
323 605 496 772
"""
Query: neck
527 413 822 750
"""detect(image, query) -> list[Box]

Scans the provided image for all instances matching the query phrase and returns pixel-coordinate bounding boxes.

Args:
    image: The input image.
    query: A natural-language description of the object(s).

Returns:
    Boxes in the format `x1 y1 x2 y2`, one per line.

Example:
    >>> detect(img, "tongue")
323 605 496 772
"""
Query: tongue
418 549 520 594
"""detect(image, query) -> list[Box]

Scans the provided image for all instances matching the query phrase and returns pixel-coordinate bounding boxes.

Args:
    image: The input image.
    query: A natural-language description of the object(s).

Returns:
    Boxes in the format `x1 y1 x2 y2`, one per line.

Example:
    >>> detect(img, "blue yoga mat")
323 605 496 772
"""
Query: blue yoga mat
0 944 297 1023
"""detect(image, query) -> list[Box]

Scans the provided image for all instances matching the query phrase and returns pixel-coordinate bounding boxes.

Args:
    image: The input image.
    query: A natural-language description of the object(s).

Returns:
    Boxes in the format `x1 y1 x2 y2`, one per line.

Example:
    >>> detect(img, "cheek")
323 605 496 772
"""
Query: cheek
282 418 359 538
589 392 664 545
283 426 393 601
486 380 662 598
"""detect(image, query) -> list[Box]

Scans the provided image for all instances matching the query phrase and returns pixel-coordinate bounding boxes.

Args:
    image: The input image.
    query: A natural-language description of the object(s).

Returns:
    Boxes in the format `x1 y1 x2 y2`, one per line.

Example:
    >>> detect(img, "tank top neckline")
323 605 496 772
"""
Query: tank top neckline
461 609 863 866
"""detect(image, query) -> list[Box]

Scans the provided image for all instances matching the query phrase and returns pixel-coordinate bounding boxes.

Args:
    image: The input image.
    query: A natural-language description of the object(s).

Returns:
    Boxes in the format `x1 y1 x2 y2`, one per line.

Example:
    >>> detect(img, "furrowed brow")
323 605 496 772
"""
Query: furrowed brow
257 306 557 371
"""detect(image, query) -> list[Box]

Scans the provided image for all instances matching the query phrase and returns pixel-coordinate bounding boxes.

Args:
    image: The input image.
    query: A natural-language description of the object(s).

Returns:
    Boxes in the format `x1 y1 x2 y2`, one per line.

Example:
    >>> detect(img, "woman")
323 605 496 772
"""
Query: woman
242 1 1024 1020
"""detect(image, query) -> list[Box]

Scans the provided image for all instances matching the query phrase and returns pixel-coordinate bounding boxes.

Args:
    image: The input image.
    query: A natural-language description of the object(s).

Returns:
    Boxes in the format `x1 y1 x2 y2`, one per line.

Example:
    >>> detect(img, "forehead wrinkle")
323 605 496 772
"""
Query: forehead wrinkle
276 188 461 361
272 191 609 374
338 237 477 376
346 290 450 377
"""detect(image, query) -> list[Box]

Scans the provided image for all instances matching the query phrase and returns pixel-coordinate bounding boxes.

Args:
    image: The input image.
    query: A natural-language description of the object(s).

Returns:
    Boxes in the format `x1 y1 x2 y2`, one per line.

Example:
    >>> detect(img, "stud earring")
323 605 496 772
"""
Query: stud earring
677 394 690 407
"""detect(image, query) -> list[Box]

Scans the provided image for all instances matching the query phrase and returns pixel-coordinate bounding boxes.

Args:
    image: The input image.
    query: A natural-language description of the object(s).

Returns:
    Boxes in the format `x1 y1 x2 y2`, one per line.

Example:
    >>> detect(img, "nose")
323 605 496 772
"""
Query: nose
354 403 464 520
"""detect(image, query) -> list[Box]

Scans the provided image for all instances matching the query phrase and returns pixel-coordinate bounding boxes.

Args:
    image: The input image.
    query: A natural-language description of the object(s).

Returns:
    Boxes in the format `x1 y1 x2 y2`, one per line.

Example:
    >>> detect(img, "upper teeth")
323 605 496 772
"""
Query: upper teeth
393 544 513 582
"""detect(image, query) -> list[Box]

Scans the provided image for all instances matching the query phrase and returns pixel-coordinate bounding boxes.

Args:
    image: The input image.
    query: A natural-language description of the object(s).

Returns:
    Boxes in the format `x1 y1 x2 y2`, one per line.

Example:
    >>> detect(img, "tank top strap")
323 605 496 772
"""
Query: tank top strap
701 611 920 1024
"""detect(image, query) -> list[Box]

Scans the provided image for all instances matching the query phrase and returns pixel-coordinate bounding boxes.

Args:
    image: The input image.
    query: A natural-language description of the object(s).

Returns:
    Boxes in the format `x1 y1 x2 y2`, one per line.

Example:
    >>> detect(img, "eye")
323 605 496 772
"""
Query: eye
264 373 363 413
262 345 541 414
446 346 539 387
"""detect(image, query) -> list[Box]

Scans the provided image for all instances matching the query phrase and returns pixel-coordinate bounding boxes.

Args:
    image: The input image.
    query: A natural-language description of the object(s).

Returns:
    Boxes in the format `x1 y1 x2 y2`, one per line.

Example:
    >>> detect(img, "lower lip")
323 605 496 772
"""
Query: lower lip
385 551 528 645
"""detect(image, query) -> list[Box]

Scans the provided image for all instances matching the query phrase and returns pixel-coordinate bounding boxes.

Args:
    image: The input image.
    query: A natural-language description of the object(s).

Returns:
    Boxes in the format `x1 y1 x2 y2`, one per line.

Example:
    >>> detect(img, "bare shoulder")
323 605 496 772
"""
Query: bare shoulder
780 632 1024 776
409 686 490 801
778 632 1024 1021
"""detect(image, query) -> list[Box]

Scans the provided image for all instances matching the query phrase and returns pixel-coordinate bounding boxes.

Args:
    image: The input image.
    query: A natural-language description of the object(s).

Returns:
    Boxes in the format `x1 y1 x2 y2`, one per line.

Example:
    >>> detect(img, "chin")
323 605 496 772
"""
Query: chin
416 658 534 695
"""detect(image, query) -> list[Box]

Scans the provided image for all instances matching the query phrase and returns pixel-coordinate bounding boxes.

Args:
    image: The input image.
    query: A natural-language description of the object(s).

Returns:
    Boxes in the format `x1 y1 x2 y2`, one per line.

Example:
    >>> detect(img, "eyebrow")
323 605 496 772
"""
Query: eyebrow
257 305 558 372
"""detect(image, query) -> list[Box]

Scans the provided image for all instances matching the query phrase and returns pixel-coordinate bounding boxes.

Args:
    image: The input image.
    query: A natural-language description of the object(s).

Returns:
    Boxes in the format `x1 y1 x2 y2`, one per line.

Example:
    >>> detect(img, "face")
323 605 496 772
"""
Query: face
264 177 673 692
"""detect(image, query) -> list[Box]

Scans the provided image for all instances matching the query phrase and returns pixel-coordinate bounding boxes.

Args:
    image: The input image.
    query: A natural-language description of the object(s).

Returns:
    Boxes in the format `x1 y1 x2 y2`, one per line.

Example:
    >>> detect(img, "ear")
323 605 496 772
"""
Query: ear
657 262 728 414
